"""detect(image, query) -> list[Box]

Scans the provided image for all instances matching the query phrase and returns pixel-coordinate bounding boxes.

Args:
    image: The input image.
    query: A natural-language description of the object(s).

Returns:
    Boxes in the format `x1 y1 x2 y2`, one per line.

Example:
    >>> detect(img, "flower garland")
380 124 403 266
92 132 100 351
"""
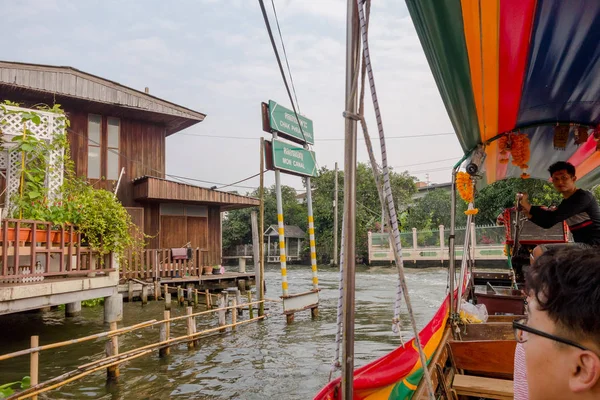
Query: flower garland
456 171 478 215
498 133 531 179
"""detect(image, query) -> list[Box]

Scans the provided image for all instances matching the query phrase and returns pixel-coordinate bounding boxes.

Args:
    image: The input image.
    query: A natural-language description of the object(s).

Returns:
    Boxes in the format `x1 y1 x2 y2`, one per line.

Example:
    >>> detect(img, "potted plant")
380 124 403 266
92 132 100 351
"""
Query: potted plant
202 265 214 275
1 102 144 260
212 265 222 275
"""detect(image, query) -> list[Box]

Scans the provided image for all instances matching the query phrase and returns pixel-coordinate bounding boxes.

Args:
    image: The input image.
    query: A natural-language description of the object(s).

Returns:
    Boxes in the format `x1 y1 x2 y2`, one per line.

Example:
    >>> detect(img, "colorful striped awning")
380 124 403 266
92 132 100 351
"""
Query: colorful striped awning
406 0 600 188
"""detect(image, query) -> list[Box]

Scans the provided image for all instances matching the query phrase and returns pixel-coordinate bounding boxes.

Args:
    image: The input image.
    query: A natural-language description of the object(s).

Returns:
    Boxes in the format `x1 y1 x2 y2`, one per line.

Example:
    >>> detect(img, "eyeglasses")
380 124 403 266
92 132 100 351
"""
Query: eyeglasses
513 318 590 351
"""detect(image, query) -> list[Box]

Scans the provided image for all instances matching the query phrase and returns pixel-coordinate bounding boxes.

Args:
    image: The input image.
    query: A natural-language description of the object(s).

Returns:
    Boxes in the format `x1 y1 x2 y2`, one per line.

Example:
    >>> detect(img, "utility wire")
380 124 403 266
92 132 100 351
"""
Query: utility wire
175 132 455 141
68 128 261 190
270 0 301 114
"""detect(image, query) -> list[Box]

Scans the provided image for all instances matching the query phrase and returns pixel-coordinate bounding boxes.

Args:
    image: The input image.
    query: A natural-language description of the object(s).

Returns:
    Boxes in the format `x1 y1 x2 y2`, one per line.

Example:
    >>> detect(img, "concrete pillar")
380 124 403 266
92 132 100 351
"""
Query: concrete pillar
65 301 81 317
104 294 123 323
239 257 246 273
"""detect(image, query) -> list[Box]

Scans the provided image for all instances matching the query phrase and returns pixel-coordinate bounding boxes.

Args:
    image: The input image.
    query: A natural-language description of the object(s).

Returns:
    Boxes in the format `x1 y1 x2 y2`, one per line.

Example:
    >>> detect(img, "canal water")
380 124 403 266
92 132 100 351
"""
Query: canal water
0 265 448 399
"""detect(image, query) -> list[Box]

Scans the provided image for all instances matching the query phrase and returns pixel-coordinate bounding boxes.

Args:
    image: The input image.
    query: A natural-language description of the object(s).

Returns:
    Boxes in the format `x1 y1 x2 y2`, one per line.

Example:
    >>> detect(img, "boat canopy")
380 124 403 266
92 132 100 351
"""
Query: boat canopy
406 0 600 188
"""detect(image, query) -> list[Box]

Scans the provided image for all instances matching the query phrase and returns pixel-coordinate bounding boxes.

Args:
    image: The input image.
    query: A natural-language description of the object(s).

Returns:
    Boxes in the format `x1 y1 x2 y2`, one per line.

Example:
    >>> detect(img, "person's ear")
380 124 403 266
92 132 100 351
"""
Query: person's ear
569 351 600 392
573 175 578 182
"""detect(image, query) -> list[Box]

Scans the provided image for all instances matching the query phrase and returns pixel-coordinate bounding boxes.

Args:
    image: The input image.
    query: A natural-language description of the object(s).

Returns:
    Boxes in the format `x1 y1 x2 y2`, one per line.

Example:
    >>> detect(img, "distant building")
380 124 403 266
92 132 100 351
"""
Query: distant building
412 182 452 200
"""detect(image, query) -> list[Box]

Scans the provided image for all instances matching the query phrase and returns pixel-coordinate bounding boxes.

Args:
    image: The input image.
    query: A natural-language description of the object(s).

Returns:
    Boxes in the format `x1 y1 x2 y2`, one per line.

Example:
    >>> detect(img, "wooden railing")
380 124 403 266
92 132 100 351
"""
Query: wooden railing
121 248 209 281
0 219 112 284
0 295 266 400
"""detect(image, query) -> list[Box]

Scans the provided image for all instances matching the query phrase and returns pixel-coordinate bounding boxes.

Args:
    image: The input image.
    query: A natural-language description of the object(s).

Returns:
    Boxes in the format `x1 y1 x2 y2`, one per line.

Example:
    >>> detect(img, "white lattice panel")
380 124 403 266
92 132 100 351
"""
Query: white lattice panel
0 105 65 216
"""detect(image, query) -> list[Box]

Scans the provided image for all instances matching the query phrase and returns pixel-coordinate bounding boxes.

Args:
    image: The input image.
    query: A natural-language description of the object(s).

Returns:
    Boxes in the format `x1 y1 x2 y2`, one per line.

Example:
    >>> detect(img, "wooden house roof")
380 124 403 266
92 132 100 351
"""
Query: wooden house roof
0 61 205 135
132 176 259 211
264 225 306 238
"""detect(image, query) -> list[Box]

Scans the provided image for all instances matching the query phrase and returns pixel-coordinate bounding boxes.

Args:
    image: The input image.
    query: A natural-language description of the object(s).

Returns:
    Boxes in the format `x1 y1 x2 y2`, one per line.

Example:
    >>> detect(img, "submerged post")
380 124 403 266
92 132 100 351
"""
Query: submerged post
164 284 171 310
341 0 360 396
232 297 238 330
186 306 195 349
159 310 171 357
30 336 39 400
247 291 254 319
217 294 226 332
141 285 148 305
106 321 119 381
205 289 211 309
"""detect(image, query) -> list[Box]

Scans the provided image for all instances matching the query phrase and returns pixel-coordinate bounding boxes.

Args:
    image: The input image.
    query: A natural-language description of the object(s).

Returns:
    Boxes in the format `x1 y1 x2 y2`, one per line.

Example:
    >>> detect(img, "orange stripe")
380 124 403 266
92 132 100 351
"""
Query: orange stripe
575 152 600 179
461 0 500 183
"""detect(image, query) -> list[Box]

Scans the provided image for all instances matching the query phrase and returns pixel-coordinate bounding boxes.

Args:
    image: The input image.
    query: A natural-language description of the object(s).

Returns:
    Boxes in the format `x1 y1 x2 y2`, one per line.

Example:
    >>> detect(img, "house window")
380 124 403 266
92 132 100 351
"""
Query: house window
87 115 120 180
107 118 120 180
87 115 102 179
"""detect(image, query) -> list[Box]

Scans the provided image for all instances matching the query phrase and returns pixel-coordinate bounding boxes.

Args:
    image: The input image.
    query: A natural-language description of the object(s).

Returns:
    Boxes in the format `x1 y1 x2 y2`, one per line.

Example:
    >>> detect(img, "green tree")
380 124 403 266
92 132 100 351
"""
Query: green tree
222 185 307 250
310 163 416 262
474 178 562 224
405 189 467 230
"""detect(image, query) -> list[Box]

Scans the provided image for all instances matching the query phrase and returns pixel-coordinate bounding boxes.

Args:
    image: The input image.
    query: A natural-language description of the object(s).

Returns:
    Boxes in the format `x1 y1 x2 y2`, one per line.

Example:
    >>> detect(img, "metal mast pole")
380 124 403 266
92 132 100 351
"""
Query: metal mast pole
448 168 458 316
341 0 360 397
333 162 339 266
259 138 265 317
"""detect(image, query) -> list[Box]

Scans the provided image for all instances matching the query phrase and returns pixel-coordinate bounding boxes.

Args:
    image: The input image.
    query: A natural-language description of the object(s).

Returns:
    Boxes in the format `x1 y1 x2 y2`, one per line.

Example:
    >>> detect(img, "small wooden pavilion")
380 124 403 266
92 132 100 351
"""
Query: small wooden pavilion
264 225 306 263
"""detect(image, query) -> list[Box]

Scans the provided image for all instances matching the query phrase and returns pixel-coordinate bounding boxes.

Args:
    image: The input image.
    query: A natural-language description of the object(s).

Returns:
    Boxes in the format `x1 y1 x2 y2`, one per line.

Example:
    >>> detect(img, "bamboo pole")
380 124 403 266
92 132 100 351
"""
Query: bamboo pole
0 320 157 362
17 350 153 400
159 310 170 357
231 298 237 330
194 290 199 307
30 336 38 400
247 292 254 319
186 287 193 305
106 322 119 381
79 316 267 371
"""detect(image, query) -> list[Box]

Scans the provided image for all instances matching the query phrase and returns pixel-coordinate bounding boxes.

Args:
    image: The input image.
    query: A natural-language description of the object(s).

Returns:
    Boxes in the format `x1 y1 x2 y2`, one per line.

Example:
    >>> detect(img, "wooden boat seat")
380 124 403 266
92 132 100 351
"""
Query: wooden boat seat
461 322 514 341
448 340 516 378
452 374 513 400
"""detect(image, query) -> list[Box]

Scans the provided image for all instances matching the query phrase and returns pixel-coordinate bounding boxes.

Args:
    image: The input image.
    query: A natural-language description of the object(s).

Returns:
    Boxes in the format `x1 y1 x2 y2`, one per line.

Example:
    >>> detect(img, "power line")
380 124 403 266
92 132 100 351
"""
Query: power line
392 157 458 168
175 132 456 141
258 0 314 159
270 0 301 114
68 128 263 191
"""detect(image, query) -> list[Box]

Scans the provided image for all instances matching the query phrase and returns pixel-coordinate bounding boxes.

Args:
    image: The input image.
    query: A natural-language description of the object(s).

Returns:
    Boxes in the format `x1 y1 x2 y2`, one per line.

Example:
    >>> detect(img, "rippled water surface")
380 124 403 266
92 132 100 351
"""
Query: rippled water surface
0 265 448 399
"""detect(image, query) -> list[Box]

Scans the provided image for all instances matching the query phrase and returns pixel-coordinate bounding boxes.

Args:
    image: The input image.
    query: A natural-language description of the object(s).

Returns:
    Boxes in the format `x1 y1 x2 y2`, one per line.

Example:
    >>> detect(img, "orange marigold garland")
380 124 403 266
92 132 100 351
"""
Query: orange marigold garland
500 132 531 179
456 172 478 215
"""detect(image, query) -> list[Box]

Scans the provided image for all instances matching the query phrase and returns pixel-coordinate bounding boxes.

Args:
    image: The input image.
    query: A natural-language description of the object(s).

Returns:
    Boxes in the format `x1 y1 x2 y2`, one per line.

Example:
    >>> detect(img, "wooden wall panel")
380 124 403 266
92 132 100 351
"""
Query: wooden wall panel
207 207 222 265
187 217 208 249
144 203 160 248
65 108 167 207
160 216 186 249
125 207 144 243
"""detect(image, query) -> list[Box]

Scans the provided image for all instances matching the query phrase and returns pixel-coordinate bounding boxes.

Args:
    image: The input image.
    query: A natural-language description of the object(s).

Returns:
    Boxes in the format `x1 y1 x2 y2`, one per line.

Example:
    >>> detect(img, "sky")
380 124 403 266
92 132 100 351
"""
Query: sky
3 0 464 194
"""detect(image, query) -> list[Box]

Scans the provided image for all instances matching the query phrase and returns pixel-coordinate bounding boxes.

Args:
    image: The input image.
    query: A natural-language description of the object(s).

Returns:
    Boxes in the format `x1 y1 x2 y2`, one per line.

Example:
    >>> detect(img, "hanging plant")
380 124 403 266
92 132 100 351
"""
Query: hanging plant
553 125 569 150
575 126 589 145
456 171 478 215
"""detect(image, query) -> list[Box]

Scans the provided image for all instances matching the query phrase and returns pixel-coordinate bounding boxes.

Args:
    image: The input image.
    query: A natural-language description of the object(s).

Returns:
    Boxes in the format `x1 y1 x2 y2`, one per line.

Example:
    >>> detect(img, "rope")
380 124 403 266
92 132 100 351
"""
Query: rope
354 0 404 341
356 1 436 398
329 219 345 381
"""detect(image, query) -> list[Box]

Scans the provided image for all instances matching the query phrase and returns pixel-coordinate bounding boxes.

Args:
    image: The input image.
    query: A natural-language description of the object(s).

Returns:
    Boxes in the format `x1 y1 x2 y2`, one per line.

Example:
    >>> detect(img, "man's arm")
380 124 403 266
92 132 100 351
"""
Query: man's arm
522 191 590 229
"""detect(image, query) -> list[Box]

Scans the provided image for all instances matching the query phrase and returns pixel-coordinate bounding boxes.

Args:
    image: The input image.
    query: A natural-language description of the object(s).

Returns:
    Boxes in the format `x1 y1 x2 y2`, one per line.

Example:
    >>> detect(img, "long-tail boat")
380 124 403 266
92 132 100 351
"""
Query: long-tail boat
315 1 600 399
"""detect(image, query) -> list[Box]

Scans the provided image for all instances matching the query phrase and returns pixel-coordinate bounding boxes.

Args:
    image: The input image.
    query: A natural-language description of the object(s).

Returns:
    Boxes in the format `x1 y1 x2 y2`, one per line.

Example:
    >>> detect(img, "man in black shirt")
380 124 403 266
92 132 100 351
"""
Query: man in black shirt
519 161 600 259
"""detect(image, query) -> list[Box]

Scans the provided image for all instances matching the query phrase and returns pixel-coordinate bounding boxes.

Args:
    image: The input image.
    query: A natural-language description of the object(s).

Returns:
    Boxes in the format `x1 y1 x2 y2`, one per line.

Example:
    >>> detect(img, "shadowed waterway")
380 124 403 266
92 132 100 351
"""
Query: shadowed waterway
0 265 448 399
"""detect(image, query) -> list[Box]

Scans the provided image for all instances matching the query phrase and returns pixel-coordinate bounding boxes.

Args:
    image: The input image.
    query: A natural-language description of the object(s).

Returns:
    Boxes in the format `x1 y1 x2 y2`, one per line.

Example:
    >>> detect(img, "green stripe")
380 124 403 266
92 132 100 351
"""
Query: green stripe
572 165 600 190
405 0 481 153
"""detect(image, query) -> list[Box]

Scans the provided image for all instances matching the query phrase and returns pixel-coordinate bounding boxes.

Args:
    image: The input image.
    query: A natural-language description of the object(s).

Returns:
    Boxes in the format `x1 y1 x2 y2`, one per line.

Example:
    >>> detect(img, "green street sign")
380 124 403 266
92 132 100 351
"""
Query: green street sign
271 139 317 177
268 100 314 144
